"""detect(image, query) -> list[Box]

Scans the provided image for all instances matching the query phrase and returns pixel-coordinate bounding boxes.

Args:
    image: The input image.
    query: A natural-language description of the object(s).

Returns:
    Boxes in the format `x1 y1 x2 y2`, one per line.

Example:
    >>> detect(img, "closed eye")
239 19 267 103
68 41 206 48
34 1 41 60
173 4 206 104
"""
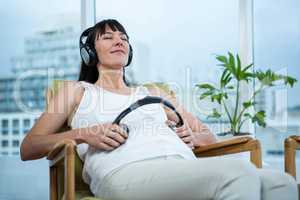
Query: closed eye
103 37 112 40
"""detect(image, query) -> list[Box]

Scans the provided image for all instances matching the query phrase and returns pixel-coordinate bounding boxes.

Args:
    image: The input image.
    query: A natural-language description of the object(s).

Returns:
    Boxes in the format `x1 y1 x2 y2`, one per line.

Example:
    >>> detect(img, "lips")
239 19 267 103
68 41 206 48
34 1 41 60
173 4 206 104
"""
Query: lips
110 49 125 54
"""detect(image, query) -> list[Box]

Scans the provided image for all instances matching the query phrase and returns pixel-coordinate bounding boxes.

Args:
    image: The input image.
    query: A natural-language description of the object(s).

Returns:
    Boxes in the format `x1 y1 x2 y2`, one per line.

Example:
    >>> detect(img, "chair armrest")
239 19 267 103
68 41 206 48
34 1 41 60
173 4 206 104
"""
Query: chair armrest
284 135 300 179
193 136 262 168
47 139 77 200
47 139 77 166
291 135 300 143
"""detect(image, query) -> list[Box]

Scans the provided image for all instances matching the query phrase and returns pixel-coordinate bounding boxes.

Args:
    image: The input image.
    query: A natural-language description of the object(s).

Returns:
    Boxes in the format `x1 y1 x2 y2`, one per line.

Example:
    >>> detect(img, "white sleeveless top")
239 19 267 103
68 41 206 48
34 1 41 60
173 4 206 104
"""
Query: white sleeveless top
70 81 197 194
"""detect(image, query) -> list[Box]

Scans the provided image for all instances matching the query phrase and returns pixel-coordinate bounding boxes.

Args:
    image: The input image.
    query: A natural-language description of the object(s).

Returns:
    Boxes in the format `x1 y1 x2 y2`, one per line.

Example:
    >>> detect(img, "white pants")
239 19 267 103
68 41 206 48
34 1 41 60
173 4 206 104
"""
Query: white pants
95 155 298 200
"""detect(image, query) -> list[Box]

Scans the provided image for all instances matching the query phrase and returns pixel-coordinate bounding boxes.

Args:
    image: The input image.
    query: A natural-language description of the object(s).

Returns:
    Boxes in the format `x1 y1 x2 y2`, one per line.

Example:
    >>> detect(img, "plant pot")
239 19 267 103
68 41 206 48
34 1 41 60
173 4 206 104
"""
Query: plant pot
217 131 251 137
216 131 252 139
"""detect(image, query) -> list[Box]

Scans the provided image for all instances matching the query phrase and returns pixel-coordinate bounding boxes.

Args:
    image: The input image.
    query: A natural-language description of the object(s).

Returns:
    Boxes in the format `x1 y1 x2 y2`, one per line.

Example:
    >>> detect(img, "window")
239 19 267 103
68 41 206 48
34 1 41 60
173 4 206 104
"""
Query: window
23 129 30 135
12 119 19 128
12 140 20 147
23 119 31 128
12 119 20 135
1 119 8 128
254 0 300 177
1 140 9 147
1 130 9 135
1 119 9 135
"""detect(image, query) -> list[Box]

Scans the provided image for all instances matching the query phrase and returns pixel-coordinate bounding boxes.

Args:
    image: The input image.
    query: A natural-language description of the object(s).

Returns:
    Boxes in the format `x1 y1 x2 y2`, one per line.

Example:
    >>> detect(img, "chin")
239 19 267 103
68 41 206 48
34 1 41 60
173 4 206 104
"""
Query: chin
109 62 127 69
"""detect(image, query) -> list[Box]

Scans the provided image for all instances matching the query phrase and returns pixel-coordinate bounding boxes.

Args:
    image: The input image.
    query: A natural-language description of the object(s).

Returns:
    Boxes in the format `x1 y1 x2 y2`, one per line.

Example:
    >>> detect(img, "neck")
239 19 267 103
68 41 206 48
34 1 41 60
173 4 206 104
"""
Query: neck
95 65 127 90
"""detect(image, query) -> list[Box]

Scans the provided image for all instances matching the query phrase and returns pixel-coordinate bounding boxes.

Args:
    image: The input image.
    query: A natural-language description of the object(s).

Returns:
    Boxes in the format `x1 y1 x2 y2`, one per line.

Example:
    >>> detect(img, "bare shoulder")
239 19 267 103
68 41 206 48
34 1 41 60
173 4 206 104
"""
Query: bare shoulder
145 84 177 103
47 80 85 113
67 81 85 105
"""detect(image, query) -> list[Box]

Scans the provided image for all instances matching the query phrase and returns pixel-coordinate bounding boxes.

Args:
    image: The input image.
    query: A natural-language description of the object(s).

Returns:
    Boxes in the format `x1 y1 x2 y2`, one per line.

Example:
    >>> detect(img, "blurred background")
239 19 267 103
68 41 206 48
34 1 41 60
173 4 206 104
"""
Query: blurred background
0 0 299 199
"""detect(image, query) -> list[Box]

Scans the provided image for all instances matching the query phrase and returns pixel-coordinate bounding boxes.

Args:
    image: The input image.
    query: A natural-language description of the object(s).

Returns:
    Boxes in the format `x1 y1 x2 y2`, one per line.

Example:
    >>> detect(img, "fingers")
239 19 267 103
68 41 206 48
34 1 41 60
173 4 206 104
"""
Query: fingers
187 142 195 149
99 124 128 150
181 135 194 149
181 135 193 143
98 142 115 151
102 134 121 148
165 120 176 127
175 123 187 133
166 121 195 150
110 124 129 138
176 130 190 138
105 129 127 144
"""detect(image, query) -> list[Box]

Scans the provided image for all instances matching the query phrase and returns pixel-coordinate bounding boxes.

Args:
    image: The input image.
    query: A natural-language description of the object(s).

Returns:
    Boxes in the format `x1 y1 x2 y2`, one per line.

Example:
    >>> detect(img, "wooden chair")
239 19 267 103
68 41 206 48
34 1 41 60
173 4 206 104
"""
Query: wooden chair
284 135 300 198
46 80 262 200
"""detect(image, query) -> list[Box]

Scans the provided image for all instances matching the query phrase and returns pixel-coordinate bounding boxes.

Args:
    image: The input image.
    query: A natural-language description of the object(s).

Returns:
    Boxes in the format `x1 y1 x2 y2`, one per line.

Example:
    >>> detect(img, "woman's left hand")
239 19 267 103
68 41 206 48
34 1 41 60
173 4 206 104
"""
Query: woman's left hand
166 120 195 150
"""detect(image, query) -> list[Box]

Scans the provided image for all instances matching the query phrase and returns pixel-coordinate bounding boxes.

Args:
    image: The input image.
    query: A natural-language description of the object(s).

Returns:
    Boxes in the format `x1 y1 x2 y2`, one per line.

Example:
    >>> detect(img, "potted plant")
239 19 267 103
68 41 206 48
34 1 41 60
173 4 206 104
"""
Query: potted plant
196 52 297 137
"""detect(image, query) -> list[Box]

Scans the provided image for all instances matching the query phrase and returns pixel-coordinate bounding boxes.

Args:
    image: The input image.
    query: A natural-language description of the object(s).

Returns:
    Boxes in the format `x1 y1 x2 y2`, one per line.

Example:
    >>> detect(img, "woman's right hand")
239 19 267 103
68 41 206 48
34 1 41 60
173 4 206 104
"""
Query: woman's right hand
81 123 128 151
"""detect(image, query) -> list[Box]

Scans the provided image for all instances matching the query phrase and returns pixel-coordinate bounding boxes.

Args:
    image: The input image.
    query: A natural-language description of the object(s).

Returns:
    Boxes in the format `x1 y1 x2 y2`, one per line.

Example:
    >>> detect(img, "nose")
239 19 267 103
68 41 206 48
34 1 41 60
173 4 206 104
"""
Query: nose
114 37 124 47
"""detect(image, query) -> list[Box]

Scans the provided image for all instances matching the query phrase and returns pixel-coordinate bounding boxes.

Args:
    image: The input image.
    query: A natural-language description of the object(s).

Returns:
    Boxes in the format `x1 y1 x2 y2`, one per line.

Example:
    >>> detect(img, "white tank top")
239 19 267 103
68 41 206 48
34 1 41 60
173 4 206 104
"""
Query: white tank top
70 81 197 194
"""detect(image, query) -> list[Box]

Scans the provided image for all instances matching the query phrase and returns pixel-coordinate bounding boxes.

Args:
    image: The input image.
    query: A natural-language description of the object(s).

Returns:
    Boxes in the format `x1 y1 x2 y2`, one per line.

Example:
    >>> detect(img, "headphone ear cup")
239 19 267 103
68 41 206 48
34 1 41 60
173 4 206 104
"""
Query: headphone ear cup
125 44 133 67
87 45 98 66
80 44 98 66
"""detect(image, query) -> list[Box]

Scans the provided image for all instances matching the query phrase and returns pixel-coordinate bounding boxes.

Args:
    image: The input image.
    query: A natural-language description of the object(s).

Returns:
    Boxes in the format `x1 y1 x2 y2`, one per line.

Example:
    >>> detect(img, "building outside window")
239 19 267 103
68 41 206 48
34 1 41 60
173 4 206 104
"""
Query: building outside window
12 119 20 135
12 140 19 147
23 119 30 128
1 140 9 148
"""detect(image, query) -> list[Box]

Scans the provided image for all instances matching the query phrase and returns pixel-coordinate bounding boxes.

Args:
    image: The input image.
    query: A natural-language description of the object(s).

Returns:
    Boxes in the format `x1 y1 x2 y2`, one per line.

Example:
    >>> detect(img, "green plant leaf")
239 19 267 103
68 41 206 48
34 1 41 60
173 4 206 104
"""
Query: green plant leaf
211 93 223 104
207 108 221 119
242 101 253 109
200 90 214 100
236 54 242 80
227 52 237 78
284 76 297 87
252 111 266 127
197 83 216 90
216 55 228 64
243 113 252 118
242 63 254 73
255 69 298 88
228 52 235 68
226 85 235 89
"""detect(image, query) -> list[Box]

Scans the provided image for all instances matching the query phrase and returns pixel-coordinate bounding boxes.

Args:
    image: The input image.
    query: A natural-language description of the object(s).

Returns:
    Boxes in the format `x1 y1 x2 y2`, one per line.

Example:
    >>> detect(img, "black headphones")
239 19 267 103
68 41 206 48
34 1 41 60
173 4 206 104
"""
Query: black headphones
113 96 184 134
79 26 133 67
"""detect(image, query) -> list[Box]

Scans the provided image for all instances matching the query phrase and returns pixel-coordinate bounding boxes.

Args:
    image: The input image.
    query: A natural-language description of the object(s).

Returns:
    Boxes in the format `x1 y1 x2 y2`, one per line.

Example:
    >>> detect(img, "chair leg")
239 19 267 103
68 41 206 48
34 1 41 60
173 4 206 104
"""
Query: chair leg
50 167 58 200
64 143 76 200
284 137 297 179
250 140 262 168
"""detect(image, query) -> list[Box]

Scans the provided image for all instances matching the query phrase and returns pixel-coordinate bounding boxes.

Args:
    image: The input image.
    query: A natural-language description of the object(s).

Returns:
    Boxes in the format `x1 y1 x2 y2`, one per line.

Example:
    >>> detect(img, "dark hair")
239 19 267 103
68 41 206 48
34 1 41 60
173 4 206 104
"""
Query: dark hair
78 19 131 86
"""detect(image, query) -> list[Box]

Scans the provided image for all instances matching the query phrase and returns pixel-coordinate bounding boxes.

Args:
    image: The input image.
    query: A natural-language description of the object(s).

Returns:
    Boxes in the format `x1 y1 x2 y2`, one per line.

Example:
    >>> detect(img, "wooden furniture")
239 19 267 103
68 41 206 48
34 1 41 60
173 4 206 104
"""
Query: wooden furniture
284 135 300 198
46 80 262 200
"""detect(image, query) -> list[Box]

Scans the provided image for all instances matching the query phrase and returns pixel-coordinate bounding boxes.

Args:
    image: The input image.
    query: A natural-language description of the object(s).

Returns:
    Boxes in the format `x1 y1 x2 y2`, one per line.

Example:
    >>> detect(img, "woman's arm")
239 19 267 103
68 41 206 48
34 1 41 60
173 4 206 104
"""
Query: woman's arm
20 81 85 161
147 85 217 147
20 81 128 161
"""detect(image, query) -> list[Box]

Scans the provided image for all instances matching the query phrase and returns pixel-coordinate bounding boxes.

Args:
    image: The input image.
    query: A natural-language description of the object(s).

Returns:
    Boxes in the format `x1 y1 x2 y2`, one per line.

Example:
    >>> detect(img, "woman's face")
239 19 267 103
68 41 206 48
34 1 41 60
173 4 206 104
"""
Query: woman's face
94 26 130 69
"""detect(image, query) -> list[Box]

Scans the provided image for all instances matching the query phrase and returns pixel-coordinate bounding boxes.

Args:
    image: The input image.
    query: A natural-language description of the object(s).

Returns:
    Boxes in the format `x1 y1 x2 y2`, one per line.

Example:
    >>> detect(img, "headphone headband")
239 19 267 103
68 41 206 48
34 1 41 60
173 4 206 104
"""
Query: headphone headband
113 96 184 127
